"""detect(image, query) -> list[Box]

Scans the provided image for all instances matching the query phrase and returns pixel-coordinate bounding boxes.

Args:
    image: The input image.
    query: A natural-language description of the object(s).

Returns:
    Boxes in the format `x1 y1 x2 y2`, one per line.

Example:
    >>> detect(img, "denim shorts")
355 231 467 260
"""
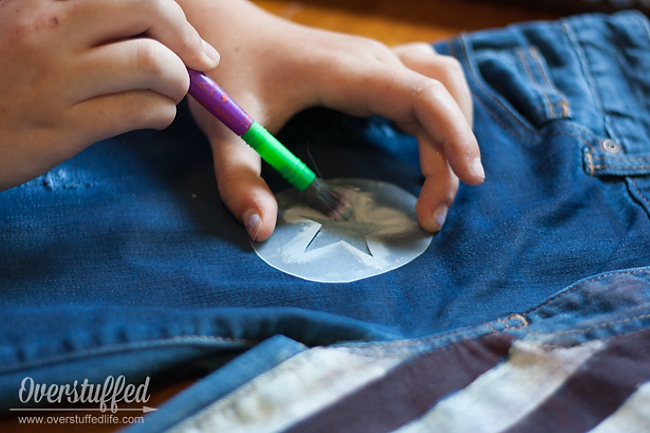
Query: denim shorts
1 10 649 432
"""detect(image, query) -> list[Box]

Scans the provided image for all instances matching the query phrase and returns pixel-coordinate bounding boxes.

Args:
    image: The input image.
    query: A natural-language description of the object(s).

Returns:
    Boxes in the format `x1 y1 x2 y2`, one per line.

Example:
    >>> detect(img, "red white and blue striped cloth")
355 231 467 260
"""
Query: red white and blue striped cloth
161 269 650 433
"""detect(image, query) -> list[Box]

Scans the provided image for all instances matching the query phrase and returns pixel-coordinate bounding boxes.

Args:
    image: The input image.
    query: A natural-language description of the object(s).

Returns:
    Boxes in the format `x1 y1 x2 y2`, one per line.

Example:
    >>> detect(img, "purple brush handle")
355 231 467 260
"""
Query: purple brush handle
187 69 253 137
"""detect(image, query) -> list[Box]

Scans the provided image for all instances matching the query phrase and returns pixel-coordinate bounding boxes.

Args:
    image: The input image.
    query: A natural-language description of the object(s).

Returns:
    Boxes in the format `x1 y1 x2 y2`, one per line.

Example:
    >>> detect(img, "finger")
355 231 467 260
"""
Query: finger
26 90 179 177
67 89 178 146
71 38 189 104
389 71 482 185
319 64 483 185
415 133 460 232
188 98 278 242
213 138 279 243
379 70 483 186
66 0 219 71
392 42 473 127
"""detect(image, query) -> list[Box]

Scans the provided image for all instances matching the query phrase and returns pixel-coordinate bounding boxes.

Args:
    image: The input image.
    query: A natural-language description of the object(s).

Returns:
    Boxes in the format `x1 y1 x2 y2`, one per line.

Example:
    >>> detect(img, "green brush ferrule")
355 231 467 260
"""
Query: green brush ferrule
241 121 316 191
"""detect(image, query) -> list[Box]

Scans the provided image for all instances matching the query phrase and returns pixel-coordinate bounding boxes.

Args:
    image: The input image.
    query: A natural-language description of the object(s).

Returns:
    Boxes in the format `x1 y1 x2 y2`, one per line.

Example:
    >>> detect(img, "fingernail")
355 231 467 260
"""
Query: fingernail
202 39 220 65
472 157 485 181
244 211 262 241
433 205 448 231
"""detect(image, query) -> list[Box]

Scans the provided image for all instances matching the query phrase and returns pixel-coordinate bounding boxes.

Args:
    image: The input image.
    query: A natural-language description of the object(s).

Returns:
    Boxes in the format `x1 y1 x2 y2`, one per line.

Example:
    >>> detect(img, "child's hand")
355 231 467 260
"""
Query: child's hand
0 0 220 190
180 0 483 241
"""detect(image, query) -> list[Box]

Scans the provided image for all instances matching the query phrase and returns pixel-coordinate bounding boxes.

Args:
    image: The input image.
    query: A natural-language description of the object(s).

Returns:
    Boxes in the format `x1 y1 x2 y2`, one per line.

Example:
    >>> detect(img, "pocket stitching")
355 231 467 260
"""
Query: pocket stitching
452 36 539 138
629 178 650 210
561 19 623 148
527 46 571 119
516 47 554 122
472 97 539 145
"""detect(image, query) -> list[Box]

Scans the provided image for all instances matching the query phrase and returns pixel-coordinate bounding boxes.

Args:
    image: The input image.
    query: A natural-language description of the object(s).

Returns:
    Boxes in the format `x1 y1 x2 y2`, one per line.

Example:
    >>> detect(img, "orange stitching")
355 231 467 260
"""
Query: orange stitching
529 46 571 119
517 47 554 121
497 313 529 329
592 164 650 170
591 155 650 161
585 151 595 176
560 100 571 118
509 313 529 327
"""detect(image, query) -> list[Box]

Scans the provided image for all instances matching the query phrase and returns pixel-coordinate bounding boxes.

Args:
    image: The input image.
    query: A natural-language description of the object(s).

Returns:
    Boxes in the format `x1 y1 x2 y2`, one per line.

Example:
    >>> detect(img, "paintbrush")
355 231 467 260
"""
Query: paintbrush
187 68 352 221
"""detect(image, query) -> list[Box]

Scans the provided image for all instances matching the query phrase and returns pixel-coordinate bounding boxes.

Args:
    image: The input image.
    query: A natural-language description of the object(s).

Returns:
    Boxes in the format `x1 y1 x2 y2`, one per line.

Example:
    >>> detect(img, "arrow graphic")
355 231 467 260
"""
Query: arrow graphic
10 406 157 413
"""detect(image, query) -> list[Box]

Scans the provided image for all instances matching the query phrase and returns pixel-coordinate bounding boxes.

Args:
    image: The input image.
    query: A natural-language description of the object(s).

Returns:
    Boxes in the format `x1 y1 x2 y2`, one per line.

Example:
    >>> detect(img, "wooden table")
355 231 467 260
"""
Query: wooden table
1 1 565 431
255 0 563 44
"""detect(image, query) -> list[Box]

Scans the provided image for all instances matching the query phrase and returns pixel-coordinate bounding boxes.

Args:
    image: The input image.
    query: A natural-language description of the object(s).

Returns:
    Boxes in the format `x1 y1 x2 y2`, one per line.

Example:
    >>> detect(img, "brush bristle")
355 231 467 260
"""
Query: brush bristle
302 179 353 220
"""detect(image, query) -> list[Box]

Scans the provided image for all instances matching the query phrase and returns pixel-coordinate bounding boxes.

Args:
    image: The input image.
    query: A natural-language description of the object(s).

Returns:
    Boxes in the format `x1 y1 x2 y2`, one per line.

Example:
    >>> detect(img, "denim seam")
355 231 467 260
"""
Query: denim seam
470 96 598 154
629 178 650 210
471 97 538 144
524 269 648 316
561 19 619 145
470 99 583 148
539 124 600 169
344 337 484 362
523 312 650 336
593 164 650 171
592 155 650 161
555 127 597 153
334 323 491 351
529 46 571 118
454 38 590 145
0 335 259 375
579 136 650 175
585 151 595 176
500 313 529 329
517 46 571 121
354 327 478 349
340 317 650 359
582 152 650 176
452 37 539 140
526 324 650 349
516 47 553 122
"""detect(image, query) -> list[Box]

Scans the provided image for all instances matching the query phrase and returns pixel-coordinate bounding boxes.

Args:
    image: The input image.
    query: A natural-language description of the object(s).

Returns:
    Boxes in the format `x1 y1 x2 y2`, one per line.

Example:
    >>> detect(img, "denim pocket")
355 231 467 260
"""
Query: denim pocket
558 11 650 217
447 30 573 139
471 44 571 130
448 12 650 218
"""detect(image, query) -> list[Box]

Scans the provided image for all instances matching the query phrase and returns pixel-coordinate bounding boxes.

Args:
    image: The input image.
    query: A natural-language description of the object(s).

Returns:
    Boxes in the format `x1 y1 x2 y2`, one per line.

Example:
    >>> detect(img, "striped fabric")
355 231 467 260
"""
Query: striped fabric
168 329 650 433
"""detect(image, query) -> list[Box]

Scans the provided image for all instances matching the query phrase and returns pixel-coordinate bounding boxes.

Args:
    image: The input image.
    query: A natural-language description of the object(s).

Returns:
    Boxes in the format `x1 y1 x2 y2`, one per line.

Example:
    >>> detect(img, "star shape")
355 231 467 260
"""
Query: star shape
300 212 397 256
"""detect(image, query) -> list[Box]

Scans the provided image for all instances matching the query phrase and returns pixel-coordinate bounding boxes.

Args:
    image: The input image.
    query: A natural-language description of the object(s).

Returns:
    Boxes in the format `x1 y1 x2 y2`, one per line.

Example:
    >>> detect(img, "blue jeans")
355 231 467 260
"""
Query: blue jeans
1 10 650 432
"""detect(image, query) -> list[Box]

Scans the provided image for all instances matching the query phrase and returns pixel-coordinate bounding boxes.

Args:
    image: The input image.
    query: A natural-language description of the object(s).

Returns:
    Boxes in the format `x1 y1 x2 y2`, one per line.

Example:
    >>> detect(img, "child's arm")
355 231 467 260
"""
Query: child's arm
178 0 483 241
0 0 219 191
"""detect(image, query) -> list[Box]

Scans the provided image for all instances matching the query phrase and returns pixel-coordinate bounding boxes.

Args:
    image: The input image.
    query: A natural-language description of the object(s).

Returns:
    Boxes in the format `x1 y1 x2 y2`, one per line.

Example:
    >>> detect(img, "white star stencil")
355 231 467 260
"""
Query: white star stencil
301 213 401 256
251 179 433 283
